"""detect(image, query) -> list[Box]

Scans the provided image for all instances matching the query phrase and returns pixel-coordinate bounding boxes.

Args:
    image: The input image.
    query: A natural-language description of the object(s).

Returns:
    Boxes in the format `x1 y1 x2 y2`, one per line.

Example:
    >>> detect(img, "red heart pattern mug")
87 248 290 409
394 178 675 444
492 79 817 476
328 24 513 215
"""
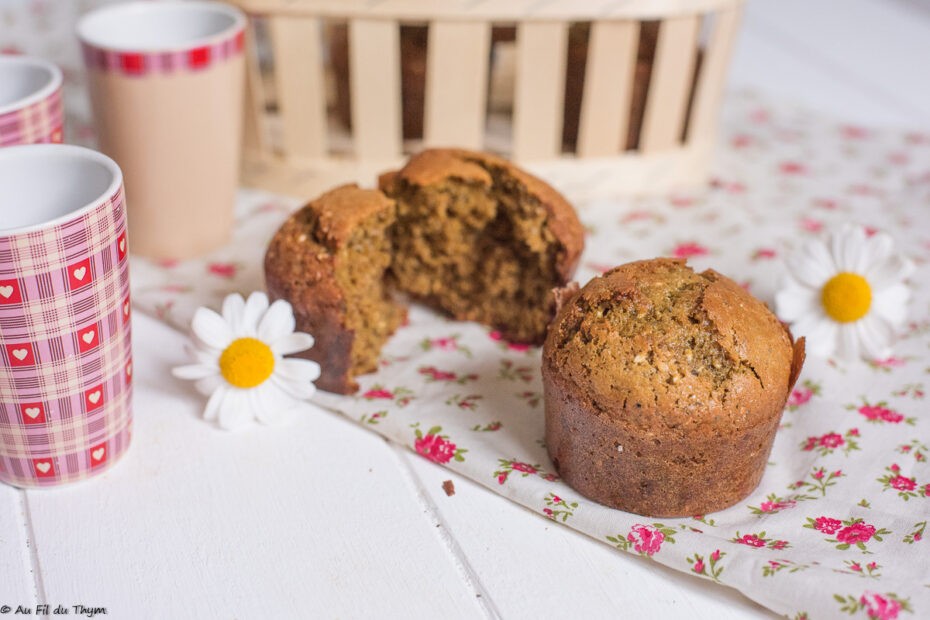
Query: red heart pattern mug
0 55 64 146
0 145 132 488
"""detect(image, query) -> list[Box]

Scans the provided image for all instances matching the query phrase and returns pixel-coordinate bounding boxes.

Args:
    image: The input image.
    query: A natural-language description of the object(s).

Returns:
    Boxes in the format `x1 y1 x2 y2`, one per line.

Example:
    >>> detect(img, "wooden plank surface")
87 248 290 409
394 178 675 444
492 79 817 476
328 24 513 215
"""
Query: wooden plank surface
423 21 491 150
401 451 776 618
0 487 37 607
269 16 328 160
241 24 269 156
9 2 930 618
228 0 742 21
639 15 701 153
349 19 403 159
577 21 639 157
512 21 568 160
22 315 486 619
687 5 743 143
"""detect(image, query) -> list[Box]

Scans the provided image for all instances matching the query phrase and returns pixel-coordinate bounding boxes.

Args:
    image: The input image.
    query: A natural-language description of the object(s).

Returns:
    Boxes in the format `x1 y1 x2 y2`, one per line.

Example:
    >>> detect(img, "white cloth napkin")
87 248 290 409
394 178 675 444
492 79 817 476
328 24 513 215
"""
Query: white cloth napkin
132 93 930 619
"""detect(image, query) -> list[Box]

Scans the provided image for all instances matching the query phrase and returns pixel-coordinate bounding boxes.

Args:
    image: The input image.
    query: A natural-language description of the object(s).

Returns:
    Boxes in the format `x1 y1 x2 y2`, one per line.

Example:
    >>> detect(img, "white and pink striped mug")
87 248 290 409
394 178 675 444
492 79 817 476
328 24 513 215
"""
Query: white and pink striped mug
0 55 64 146
0 145 132 488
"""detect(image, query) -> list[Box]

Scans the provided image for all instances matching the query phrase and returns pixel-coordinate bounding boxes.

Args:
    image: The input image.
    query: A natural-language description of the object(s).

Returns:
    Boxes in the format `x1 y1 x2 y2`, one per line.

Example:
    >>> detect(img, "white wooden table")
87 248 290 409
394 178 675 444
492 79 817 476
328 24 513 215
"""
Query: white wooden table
3 1 930 617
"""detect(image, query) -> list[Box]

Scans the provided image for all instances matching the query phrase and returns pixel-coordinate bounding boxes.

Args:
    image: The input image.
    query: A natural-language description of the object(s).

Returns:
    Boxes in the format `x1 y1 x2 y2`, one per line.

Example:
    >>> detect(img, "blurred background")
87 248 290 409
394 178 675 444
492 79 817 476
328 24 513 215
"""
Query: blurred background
3 0 930 152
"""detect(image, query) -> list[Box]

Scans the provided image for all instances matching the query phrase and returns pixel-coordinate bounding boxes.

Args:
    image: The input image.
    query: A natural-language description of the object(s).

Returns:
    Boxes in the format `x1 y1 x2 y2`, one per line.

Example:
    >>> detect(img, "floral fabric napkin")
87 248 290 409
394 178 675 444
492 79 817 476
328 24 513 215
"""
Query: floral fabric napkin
132 93 930 619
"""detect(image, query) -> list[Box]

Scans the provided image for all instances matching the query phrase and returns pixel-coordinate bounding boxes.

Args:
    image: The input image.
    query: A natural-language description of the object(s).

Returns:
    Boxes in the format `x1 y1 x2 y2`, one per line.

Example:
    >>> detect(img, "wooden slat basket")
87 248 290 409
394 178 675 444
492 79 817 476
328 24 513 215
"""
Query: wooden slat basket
229 0 744 198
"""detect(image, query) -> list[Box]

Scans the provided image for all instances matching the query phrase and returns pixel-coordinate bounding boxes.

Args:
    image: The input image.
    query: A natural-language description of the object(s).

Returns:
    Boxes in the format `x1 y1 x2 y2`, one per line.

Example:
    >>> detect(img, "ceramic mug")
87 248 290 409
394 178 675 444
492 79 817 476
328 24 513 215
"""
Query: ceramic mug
0 145 132 488
0 55 64 146
77 1 246 260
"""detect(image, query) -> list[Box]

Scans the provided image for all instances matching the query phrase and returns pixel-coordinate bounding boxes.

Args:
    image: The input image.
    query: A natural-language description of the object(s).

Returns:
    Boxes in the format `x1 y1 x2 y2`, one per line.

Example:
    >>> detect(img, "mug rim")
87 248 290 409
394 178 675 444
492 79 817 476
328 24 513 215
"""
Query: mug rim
0 145 123 236
0 55 63 117
76 0 246 54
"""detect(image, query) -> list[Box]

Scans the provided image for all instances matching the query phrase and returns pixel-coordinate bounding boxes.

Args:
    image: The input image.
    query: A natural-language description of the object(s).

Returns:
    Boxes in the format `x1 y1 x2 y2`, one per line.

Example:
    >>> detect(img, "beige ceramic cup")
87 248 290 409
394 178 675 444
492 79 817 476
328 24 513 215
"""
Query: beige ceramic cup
77 1 246 260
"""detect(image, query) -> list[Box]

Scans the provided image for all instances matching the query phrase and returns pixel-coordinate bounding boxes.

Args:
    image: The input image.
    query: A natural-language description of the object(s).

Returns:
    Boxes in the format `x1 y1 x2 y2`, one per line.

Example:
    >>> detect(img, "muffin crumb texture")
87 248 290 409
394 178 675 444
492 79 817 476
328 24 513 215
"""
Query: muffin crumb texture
543 258 804 517
381 149 583 344
264 185 406 394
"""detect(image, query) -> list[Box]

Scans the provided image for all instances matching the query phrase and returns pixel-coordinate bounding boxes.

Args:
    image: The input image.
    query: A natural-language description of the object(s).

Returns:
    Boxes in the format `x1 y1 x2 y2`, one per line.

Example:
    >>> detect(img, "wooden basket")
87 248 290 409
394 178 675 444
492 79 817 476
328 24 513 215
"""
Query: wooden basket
228 0 744 199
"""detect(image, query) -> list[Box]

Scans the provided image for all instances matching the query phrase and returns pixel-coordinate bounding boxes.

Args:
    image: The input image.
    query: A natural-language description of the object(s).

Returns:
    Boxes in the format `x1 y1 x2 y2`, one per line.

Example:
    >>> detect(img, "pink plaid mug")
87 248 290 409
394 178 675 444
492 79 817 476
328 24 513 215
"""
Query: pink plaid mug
0 55 64 146
0 145 132 488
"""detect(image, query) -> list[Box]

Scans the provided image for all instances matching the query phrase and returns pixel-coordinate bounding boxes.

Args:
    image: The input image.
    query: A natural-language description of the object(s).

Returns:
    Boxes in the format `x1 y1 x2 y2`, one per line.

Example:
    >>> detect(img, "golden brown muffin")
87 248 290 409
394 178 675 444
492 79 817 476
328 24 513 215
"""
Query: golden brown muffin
542 259 805 517
264 185 406 394
266 151 584 393
380 148 585 344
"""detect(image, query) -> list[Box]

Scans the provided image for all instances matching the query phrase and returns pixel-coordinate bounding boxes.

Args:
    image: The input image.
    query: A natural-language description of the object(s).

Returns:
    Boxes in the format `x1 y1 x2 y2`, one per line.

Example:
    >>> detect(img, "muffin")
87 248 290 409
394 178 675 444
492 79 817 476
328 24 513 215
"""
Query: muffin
380 148 585 344
264 184 406 394
266 150 584 393
542 259 805 517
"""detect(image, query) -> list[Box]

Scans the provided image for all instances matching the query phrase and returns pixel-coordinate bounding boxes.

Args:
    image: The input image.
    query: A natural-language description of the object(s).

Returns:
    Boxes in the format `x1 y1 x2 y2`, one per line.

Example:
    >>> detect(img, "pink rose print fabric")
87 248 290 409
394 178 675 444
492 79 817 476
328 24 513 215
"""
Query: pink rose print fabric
413 425 466 464
627 524 666 555
129 93 930 618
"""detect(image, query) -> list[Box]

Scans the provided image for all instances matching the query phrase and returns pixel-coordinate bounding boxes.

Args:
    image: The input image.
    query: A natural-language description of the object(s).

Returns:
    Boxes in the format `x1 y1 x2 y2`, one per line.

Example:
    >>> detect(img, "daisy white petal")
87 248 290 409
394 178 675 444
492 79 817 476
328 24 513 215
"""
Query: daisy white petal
789 311 823 338
259 380 294 409
866 254 914 291
195 374 224 397
861 232 893 270
871 283 910 326
836 324 861 360
218 390 252 430
190 346 220 367
251 385 298 426
241 292 270 337
203 385 227 421
797 315 838 358
775 282 819 322
191 307 234 350
172 363 216 381
222 293 246 333
786 240 834 288
272 332 315 356
278 357 322 383
248 386 275 424
272 374 317 400
258 299 296 343
815 321 840 358
830 224 867 273
856 316 893 360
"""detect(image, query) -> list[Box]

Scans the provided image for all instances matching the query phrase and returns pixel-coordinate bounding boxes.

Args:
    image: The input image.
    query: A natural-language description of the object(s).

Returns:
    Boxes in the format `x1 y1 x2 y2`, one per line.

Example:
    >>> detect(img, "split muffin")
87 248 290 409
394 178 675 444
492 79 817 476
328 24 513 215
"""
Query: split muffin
264 185 406 394
542 259 805 517
380 148 584 344
265 149 584 393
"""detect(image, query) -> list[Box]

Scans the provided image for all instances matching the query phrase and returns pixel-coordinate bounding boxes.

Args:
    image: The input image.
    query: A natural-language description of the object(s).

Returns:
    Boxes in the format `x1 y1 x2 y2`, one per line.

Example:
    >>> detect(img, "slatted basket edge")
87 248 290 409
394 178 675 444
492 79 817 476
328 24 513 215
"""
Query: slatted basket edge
229 0 745 199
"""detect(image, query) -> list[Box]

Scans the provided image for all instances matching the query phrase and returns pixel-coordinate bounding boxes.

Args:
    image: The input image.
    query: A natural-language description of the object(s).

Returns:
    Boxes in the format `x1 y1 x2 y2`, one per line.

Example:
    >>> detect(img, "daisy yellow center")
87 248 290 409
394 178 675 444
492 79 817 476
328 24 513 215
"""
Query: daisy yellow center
219 338 275 388
820 272 872 323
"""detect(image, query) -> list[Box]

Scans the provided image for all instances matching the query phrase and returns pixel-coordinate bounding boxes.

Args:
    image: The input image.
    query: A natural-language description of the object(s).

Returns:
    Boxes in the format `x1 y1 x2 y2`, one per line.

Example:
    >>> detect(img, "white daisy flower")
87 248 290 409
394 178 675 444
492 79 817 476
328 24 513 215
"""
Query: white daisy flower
776 224 913 361
172 292 321 430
